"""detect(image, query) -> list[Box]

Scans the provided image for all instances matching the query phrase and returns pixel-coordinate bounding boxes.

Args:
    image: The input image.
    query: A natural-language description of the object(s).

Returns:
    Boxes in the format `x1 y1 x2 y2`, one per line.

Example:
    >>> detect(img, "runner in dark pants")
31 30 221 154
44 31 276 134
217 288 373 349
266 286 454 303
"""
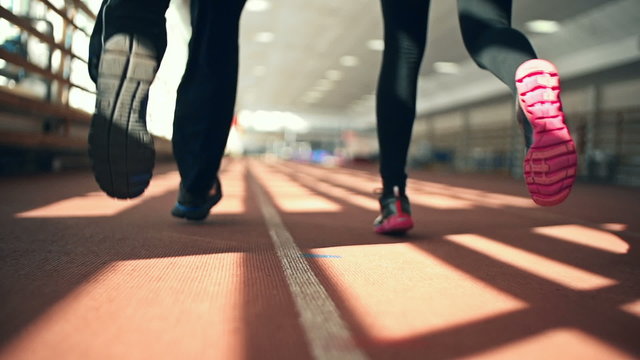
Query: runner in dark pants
88 0 246 221
374 0 578 234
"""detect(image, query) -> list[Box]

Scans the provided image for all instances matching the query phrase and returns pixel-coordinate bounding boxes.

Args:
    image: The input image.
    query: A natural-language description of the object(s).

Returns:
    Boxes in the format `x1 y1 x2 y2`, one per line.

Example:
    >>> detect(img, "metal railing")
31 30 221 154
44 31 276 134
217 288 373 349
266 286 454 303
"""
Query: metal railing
0 0 95 149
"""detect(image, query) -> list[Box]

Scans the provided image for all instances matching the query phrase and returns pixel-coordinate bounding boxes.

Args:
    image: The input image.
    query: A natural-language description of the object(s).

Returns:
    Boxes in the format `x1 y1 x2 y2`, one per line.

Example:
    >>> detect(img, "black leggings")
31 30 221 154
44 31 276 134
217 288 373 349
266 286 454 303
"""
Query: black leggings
376 0 536 193
89 0 246 197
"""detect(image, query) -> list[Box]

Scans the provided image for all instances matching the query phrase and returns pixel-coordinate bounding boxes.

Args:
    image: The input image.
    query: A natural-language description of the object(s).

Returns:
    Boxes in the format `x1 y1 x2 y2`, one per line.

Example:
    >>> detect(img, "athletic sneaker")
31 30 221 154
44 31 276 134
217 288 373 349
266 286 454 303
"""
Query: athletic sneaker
171 180 223 221
88 34 158 199
515 59 577 207
374 186 414 235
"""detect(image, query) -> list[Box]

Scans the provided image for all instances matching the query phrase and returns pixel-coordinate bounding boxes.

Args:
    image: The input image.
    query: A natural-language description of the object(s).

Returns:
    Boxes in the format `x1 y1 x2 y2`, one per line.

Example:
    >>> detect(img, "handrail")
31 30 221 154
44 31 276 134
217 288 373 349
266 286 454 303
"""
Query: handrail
0 87 91 124
0 0 95 151
68 0 97 20
38 0 92 37
0 48 93 94
0 129 88 150
0 1 97 102
0 6 87 64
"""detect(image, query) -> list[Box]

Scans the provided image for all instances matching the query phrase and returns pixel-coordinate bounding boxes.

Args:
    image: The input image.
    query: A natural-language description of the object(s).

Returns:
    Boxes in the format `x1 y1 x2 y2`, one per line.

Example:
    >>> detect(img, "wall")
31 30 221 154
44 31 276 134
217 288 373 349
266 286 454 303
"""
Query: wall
409 60 640 185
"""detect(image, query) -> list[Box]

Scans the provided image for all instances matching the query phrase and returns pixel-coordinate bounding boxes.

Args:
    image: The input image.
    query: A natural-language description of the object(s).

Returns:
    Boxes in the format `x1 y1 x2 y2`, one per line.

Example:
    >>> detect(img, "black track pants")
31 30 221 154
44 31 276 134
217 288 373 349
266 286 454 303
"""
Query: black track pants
88 0 171 83
376 0 537 194
89 0 246 197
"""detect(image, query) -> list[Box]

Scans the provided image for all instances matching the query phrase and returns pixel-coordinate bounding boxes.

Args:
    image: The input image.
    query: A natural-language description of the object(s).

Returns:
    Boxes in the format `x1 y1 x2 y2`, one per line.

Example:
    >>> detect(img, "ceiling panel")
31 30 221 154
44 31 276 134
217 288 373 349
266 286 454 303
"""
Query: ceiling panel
166 0 638 127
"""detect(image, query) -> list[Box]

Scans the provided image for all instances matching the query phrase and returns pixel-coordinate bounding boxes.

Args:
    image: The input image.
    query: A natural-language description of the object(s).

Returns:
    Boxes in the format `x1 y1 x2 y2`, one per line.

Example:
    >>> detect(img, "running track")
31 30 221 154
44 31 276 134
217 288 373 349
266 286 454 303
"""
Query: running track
1 157 639 359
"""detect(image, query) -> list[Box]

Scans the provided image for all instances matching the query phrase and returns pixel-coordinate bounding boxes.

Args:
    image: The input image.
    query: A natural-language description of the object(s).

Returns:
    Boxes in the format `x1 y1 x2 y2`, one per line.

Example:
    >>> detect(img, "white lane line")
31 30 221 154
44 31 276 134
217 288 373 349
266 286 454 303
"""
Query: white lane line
248 166 368 360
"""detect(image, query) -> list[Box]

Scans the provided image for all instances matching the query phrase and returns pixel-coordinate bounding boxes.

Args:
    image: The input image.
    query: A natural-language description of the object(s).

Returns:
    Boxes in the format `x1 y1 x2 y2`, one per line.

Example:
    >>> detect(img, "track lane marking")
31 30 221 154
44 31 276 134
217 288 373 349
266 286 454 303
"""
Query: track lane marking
248 163 368 360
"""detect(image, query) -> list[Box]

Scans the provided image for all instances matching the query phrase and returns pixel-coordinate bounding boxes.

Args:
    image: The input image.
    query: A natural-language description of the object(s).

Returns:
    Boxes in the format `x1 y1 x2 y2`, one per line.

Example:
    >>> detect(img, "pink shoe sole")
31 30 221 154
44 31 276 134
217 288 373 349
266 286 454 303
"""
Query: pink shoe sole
374 214 414 235
516 59 577 207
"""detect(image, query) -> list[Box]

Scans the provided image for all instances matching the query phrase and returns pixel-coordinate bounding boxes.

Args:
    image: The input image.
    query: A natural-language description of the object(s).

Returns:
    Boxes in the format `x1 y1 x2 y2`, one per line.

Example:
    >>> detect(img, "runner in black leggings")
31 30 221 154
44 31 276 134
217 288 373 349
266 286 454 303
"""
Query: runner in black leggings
374 0 578 234
88 0 246 221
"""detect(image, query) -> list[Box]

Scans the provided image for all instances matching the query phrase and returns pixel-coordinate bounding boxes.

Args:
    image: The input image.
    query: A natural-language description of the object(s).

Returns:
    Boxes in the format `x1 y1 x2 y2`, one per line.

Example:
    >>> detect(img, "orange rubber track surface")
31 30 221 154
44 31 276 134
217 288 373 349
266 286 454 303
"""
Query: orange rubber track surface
1 157 639 360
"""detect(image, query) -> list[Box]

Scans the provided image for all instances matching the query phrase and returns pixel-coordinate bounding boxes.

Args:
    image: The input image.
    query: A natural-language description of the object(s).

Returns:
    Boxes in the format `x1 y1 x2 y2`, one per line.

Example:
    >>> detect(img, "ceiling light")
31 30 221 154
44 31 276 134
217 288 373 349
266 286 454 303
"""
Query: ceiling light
367 39 385 51
254 32 275 43
238 110 309 132
433 61 460 74
245 0 271 12
304 91 323 100
525 20 560 34
325 69 343 81
340 55 359 67
315 79 334 91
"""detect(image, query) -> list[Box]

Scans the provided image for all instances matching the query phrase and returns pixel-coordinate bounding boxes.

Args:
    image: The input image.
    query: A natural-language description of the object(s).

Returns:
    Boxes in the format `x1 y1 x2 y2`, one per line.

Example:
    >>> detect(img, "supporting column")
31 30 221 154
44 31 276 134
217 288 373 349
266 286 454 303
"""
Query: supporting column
583 84 600 180
458 109 471 172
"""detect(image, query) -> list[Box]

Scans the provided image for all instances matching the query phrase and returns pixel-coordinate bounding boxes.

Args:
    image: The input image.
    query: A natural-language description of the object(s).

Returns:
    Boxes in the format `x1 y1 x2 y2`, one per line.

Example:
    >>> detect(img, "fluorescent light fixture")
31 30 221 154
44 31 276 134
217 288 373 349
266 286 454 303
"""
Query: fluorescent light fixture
367 39 385 51
246 0 271 12
340 55 359 67
303 90 323 104
238 110 310 132
254 32 275 43
433 61 460 74
325 69 343 81
315 79 334 91
303 90 323 101
525 19 560 34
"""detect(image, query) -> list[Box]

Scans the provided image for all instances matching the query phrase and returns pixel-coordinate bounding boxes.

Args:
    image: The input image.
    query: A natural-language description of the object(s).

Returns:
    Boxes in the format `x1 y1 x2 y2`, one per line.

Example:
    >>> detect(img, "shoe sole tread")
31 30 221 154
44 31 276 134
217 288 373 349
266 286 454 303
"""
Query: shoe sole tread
88 35 157 199
516 59 577 207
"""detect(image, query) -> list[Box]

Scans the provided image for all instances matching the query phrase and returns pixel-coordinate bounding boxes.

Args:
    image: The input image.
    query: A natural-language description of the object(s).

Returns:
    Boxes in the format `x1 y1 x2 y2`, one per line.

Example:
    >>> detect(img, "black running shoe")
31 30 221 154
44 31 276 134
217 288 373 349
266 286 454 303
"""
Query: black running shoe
374 186 414 235
88 34 158 199
171 180 223 221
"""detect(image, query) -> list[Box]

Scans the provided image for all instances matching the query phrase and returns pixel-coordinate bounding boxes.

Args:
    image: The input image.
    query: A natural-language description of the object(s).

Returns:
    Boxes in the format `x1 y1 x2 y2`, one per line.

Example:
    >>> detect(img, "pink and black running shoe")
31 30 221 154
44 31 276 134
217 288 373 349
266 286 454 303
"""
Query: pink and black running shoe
515 59 578 206
374 186 414 235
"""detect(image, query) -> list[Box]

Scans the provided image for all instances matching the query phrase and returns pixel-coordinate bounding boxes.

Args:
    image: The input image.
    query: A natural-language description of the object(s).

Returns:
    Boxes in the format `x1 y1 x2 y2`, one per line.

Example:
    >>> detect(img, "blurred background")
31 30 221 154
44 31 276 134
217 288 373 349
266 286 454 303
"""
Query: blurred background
1 0 639 185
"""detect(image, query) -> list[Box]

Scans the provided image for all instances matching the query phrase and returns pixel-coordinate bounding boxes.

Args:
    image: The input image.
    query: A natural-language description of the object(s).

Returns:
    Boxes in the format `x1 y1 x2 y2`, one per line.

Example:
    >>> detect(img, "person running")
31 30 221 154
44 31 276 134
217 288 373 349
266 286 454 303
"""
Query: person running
373 0 578 234
88 0 246 221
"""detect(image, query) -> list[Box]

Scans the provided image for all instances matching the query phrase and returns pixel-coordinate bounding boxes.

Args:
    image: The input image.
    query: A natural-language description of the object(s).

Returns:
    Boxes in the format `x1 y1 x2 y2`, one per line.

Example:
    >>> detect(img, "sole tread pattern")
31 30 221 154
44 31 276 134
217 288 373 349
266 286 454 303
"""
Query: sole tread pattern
516 59 578 207
88 34 158 199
